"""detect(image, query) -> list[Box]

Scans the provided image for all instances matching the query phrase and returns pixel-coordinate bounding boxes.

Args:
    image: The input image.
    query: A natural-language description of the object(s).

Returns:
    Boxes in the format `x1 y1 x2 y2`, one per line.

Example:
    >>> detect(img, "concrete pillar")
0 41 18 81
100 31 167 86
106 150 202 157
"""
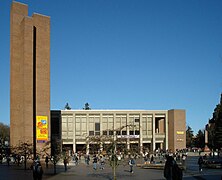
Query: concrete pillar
73 113 76 153
165 113 168 151
139 113 143 154
86 144 89 155
127 113 130 151
86 113 89 154
160 143 163 150
152 113 156 151
100 113 103 152
73 144 76 153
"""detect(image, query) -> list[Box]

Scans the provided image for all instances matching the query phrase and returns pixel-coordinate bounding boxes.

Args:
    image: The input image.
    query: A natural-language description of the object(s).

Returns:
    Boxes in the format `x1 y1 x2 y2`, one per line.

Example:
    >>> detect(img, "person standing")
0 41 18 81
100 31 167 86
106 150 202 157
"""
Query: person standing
150 155 154 163
144 154 148 164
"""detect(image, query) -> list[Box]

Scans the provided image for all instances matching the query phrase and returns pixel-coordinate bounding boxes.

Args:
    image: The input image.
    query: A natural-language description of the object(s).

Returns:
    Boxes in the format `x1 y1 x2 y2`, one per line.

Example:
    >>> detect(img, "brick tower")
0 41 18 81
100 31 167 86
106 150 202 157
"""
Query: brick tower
10 1 50 151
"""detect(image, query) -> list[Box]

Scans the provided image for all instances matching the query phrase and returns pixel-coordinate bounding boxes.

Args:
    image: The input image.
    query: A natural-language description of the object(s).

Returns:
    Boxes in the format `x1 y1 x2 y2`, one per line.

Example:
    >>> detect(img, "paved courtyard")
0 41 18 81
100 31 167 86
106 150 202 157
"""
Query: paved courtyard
0 155 222 180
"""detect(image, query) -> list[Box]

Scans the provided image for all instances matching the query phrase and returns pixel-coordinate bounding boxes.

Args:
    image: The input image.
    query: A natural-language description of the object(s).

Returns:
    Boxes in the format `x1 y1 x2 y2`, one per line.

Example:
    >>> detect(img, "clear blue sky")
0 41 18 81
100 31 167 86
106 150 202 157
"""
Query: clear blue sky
1 0 222 134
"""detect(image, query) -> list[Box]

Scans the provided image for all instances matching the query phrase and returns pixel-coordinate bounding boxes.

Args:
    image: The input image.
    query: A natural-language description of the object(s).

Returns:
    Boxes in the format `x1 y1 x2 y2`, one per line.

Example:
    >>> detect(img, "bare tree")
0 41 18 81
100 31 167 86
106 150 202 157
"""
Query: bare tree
85 125 136 180
11 141 33 170
41 138 65 174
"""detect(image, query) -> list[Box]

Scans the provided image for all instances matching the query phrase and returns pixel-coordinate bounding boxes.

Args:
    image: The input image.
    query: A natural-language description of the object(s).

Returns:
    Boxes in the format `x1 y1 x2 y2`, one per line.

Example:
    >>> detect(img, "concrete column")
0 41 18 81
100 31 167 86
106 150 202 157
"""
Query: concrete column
86 144 89 155
100 113 103 152
73 113 76 153
152 113 156 152
86 113 89 154
113 113 116 131
165 113 168 151
100 113 103 135
127 113 130 150
160 143 163 150
86 113 89 136
139 113 143 154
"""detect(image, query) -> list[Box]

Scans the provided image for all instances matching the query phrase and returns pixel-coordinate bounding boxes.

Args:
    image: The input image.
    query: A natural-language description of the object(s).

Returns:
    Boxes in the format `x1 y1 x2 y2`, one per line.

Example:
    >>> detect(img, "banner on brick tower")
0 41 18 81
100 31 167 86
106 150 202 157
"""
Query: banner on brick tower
36 116 48 142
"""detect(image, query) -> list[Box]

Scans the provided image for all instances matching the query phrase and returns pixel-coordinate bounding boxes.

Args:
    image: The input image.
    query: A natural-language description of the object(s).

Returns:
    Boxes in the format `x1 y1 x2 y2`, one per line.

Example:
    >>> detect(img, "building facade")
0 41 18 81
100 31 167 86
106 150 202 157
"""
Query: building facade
10 2 50 149
9 1 185 155
52 109 186 153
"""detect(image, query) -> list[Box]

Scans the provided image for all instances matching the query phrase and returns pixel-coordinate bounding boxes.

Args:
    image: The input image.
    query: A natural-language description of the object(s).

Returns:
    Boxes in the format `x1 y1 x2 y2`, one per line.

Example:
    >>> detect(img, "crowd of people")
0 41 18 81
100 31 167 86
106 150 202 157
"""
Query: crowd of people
1 148 221 180
0 153 27 166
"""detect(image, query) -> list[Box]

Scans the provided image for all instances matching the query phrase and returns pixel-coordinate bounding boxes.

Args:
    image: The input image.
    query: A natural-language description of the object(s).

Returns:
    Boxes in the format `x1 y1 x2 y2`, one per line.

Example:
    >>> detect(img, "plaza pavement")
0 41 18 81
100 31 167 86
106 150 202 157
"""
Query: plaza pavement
0 155 222 180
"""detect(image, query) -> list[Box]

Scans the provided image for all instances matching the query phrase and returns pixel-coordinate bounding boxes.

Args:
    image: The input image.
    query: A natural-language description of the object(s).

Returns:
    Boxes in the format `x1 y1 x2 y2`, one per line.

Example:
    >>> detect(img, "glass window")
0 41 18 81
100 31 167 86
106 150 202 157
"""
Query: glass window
95 123 100 131
109 131 113 135
103 131 107 135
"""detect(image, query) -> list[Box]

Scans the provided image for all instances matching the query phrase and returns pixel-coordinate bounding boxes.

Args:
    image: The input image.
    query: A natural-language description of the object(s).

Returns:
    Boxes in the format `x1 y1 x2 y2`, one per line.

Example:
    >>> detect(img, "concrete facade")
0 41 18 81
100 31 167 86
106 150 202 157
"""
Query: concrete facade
56 109 186 153
10 2 50 149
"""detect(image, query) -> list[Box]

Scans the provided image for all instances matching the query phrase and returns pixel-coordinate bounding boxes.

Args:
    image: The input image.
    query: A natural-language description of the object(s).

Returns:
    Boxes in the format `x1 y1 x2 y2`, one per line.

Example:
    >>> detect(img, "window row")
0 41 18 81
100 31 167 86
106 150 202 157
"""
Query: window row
88 130 140 136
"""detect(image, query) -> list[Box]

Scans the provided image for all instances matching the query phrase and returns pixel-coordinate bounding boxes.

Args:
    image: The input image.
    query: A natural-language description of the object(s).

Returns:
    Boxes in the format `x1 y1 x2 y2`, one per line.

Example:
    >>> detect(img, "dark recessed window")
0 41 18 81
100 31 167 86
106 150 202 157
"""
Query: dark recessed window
95 123 100 131
135 118 140 123
122 131 127 135
129 131 134 135
89 131 94 136
109 131 113 135
116 131 121 135
103 131 107 135
135 130 140 135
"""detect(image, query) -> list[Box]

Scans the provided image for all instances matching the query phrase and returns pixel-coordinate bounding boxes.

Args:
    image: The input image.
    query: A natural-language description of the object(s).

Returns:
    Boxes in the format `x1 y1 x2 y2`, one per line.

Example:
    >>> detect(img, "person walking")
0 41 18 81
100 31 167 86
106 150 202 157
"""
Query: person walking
73 155 78 165
63 157 68 172
7 156 11 166
100 155 105 170
45 156 49 168
128 157 135 173
164 156 175 180
86 154 90 165
164 155 183 180
182 154 186 171
33 160 43 180
93 155 98 170
198 156 204 172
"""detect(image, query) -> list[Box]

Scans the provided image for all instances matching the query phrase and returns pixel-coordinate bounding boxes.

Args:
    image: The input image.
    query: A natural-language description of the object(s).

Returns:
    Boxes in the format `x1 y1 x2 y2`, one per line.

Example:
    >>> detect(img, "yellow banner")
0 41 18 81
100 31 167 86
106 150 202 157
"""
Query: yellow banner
177 131 184 135
36 116 48 141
